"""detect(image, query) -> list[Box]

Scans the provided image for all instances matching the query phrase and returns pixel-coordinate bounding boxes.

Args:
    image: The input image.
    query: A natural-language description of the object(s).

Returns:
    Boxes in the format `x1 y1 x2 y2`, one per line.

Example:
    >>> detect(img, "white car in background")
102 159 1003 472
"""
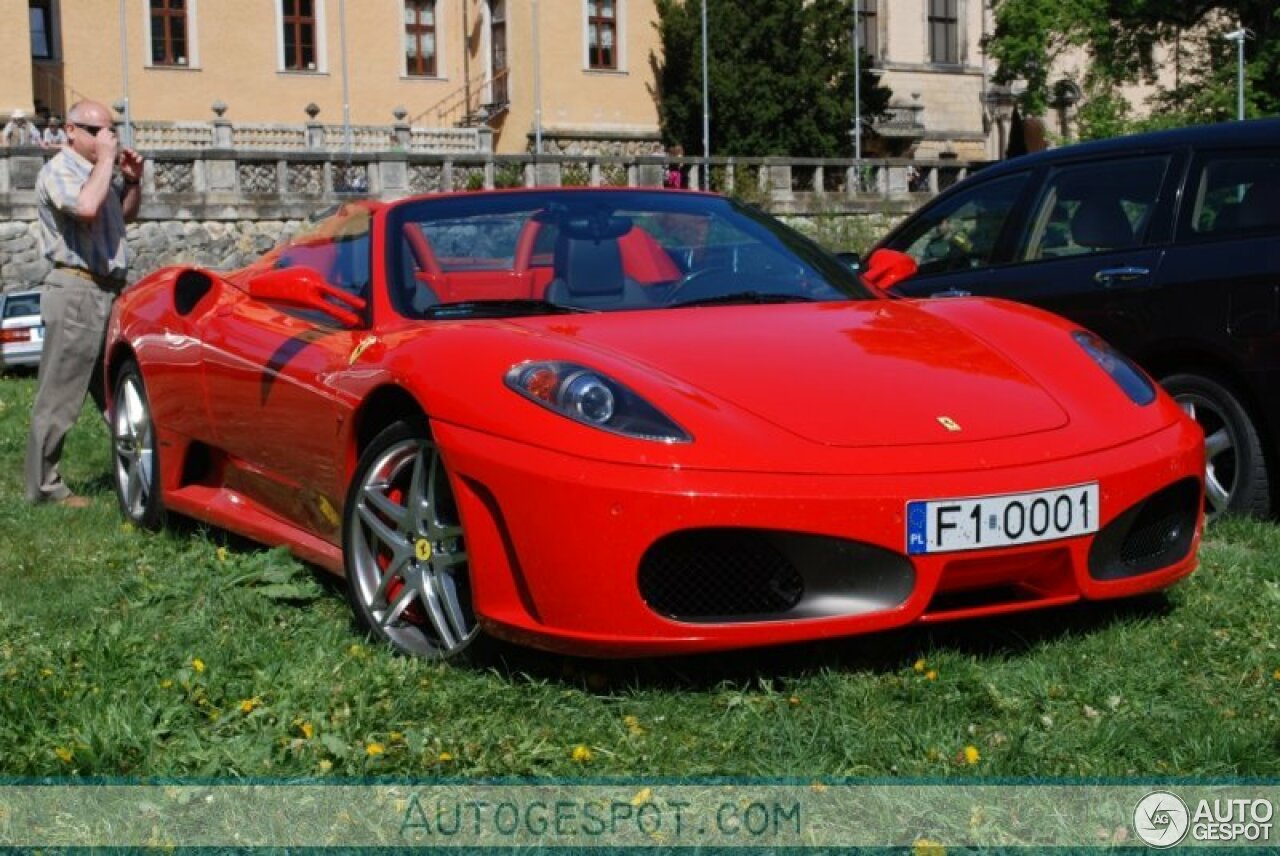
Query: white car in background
0 290 44 371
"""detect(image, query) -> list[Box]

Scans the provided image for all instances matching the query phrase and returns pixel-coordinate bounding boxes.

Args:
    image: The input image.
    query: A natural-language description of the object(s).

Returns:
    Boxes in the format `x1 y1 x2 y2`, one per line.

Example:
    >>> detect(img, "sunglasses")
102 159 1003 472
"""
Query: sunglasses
71 122 115 136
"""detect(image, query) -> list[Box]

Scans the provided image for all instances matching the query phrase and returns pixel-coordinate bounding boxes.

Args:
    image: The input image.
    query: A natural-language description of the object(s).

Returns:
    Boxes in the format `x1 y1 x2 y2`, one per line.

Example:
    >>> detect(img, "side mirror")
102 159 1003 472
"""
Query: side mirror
835 251 862 272
246 267 366 327
861 248 918 292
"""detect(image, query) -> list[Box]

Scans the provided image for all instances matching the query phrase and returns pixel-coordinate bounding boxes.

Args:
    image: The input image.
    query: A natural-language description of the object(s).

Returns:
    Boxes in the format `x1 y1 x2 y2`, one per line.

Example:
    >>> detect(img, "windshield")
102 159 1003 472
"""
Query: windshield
385 190 871 318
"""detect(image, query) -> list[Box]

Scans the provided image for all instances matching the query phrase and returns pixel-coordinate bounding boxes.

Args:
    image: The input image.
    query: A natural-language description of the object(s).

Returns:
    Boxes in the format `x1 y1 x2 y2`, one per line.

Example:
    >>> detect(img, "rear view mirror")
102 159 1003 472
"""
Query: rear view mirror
246 267 366 327
861 248 918 292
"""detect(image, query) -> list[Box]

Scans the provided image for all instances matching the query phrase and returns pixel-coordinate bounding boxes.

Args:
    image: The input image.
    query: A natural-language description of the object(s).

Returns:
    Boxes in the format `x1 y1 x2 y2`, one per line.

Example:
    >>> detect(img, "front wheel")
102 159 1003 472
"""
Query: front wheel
112 360 165 529
343 419 481 659
1162 372 1271 519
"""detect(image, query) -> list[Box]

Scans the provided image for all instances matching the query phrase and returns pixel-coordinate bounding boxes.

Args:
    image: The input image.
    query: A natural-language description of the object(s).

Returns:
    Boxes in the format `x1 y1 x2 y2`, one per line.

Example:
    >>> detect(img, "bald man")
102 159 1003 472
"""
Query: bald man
25 99 143 507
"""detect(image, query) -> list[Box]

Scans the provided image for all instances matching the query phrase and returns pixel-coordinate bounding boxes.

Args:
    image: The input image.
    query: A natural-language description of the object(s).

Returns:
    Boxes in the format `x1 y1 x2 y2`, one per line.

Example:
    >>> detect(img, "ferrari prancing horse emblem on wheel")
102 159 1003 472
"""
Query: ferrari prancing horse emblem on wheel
414 539 433 561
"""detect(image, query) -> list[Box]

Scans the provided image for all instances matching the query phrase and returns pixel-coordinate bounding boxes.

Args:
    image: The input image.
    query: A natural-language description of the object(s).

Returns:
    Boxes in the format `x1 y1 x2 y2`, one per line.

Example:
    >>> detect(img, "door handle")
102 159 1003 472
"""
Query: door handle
1093 266 1150 287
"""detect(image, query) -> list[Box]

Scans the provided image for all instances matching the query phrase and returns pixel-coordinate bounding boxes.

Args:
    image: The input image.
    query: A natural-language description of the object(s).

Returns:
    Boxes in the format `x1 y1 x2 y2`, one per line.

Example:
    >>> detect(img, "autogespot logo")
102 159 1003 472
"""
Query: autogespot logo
1135 791 1191 848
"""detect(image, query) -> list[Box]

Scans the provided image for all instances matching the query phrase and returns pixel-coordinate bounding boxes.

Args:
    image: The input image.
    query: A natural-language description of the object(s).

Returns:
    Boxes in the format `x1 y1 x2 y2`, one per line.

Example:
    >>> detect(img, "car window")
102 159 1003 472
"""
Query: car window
1185 152 1280 238
888 173 1028 276
1021 156 1168 261
3 294 40 318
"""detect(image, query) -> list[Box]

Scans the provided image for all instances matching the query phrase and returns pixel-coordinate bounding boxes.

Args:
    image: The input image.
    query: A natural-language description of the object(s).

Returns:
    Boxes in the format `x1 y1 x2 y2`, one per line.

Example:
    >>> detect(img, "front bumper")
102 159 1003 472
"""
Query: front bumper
435 419 1203 657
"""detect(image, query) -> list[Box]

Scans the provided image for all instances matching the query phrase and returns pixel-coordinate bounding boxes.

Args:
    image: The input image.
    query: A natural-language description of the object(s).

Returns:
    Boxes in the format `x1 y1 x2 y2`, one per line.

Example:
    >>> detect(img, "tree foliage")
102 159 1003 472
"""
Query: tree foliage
987 1 1280 138
653 0 892 157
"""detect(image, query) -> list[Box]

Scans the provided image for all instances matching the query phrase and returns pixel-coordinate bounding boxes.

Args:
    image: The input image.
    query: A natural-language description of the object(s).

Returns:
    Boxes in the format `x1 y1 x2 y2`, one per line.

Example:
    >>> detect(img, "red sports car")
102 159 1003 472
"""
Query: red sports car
106 189 1203 659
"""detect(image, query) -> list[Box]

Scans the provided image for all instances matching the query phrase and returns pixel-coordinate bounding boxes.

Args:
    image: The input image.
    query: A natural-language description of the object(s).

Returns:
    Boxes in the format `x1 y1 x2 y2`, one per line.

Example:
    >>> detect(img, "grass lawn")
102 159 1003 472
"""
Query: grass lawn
0 373 1277 779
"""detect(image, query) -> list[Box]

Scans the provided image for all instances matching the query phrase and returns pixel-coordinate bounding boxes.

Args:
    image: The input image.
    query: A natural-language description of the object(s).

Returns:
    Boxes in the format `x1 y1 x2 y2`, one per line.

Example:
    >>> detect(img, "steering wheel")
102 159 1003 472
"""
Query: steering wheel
662 266 737 305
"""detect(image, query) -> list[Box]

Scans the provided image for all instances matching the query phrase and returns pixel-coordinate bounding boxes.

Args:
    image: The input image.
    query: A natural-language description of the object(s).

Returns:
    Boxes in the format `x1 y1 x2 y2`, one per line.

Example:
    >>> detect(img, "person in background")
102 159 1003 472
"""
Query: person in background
24 100 143 508
42 116 68 149
2 109 40 147
665 145 685 189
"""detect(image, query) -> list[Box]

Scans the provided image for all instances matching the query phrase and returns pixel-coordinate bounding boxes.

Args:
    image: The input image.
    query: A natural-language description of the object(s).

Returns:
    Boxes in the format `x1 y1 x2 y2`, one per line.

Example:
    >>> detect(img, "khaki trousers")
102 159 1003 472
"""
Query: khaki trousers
23 270 118 503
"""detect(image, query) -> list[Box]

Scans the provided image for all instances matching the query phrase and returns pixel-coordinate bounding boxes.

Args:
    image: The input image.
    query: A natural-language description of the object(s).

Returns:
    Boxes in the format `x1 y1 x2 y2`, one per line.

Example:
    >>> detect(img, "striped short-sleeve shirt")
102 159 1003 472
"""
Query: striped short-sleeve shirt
35 148 129 279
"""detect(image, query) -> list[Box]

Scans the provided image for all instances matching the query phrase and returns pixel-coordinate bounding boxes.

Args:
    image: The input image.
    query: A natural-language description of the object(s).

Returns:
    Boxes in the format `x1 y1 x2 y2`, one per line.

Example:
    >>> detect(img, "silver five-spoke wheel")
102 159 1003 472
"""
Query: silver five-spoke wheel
112 361 164 528
344 420 477 659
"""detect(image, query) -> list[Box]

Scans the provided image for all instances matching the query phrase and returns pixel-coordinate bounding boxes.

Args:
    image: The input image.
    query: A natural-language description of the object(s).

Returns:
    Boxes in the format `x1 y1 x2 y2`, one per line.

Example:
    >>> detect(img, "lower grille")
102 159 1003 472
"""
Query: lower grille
638 529 915 623
639 531 803 620
1089 478 1201 580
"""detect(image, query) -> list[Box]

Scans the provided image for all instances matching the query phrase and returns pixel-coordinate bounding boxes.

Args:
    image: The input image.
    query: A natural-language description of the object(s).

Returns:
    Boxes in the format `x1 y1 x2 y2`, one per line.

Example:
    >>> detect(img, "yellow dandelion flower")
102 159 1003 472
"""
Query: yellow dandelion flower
366 742 385 756
788 695 802 706
216 546 229 562
40 668 53 678
926 670 938 681
389 731 404 742
347 644 365 657
1273 668 1280 681
623 714 644 734
318 759 333 772
571 744 593 762
121 522 134 533
438 751 454 762
159 679 173 689
54 747 74 763
913 658 927 673
298 721 315 739
239 697 261 714
964 745 981 765
913 838 946 856
192 658 205 673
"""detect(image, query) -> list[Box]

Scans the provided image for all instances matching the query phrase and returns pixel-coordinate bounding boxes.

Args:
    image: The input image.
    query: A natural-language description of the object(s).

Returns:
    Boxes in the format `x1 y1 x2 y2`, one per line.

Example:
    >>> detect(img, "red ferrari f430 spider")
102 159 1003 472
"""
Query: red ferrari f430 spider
106 189 1204 659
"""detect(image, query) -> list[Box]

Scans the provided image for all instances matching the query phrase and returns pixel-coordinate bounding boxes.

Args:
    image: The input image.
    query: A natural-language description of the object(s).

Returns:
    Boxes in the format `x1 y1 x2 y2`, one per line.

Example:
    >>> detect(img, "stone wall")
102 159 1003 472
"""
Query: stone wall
1 219 309 292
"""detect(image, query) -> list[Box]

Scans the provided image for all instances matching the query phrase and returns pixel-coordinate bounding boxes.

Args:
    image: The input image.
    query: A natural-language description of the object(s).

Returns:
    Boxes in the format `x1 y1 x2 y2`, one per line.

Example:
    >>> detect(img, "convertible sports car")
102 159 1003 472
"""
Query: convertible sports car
106 188 1204 660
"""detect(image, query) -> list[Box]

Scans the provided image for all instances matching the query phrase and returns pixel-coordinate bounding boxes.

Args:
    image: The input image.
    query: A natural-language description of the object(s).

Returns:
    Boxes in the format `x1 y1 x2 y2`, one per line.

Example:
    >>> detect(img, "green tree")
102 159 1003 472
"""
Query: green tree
653 0 892 157
986 0 1280 138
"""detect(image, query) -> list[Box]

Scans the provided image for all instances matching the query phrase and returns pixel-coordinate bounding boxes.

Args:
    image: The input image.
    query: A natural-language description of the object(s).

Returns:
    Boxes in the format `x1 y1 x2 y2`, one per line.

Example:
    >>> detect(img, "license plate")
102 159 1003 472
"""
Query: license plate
906 483 1099 555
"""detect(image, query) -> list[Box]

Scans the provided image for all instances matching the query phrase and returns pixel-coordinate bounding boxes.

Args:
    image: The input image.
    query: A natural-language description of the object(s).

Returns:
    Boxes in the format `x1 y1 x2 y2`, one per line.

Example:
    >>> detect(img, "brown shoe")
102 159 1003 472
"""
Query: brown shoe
57 495 91 509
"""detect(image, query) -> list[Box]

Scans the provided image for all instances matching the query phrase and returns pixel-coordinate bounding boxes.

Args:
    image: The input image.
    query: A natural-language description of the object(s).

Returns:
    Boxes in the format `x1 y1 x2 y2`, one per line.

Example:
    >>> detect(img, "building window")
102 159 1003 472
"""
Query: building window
855 0 877 59
404 0 436 77
29 0 54 60
587 0 617 70
150 0 188 65
282 0 318 71
928 0 959 65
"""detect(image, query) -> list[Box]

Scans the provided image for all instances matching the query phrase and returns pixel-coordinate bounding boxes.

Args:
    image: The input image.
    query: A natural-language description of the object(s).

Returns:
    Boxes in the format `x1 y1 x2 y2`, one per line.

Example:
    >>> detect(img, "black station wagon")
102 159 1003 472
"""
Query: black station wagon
872 118 1280 518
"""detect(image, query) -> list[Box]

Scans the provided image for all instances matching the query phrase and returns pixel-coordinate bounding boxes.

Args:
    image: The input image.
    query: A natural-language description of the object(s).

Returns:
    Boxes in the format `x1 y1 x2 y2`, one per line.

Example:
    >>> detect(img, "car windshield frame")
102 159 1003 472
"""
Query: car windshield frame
384 189 873 319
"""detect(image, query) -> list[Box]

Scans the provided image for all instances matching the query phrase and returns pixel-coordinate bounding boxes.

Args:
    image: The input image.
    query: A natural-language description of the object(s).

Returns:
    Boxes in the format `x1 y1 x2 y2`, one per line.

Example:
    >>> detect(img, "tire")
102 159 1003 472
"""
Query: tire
343 419 481 659
1161 372 1271 519
112 360 165 530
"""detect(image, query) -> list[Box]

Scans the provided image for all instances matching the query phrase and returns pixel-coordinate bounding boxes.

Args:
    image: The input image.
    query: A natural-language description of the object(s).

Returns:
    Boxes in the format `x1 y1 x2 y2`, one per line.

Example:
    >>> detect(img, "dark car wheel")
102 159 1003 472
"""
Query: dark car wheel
343 419 480 659
1161 373 1271 519
112 360 165 529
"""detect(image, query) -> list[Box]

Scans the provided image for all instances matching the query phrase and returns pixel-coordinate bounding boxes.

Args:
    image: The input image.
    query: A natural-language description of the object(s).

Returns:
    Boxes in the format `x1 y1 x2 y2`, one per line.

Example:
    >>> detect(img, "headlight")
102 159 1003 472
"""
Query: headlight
1072 331 1156 405
506 361 692 443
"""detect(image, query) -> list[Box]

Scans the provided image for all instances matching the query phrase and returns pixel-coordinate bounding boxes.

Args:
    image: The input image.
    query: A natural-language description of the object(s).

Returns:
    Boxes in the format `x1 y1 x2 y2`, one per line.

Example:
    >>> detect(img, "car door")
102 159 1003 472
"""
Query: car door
198 224 372 540
891 151 1181 356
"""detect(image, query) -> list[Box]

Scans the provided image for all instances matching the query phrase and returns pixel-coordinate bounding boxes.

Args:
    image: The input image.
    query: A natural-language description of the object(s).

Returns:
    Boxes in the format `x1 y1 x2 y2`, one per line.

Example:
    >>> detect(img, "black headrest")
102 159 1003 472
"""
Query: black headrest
554 234 624 297
1070 197 1134 249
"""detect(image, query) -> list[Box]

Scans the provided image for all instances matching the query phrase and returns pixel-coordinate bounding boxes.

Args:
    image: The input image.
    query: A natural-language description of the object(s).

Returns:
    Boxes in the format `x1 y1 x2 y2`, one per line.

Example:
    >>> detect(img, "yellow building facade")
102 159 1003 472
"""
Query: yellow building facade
2 0 665 154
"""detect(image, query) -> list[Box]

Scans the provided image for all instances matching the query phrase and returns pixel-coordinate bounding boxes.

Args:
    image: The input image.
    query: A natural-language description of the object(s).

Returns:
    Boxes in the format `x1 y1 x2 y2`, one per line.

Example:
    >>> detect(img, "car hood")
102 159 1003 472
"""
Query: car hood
507 301 1070 447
